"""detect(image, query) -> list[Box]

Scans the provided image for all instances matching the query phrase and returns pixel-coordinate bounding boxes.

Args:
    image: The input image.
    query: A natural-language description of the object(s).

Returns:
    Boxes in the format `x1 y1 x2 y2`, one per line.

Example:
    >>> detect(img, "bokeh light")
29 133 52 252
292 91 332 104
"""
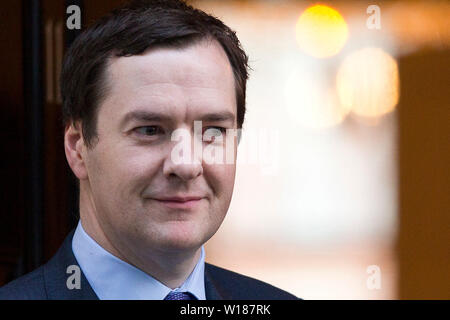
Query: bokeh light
295 4 349 58
336 47 399 118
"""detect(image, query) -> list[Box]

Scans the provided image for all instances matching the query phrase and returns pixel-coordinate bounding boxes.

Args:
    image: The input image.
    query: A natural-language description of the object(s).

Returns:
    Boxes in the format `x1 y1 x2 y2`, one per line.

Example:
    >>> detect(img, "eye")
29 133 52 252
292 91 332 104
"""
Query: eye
134 126 164 137
203 127 226 143
203 127 226 135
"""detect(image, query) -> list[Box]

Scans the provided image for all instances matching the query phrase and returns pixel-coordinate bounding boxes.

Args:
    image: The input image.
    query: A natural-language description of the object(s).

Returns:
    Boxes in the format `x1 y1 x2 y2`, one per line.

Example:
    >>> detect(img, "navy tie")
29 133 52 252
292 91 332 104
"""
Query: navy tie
164 291 197 300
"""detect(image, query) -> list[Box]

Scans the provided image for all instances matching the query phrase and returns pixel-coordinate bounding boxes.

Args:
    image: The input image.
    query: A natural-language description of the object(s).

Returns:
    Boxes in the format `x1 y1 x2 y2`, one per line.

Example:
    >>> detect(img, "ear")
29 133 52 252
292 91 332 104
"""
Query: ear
64 122 88 180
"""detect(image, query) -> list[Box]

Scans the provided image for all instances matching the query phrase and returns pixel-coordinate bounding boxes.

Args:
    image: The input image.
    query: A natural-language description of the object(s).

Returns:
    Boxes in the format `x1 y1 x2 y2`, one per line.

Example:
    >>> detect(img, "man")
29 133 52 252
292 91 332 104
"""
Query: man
0 0 297 300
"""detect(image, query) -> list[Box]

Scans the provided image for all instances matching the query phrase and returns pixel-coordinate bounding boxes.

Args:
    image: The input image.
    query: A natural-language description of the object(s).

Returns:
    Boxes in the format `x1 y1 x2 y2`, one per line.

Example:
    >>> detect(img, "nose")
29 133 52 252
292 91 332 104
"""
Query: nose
163 159 203 181
163 136 203 182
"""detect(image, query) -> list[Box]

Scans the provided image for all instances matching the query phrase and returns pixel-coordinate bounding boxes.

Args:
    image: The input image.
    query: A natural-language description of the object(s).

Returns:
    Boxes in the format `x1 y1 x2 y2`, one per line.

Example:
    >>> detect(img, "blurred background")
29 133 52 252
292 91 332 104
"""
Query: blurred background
0 0 448 299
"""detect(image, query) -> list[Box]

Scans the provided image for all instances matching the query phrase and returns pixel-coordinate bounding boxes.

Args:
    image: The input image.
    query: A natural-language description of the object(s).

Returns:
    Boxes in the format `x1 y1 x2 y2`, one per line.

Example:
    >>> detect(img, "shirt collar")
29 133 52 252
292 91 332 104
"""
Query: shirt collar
72 220 206 300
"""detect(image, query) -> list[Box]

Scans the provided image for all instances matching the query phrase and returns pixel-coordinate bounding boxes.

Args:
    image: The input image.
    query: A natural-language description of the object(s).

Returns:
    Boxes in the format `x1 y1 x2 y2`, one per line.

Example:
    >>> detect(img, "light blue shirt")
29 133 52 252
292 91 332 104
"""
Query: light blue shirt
72 221 206 300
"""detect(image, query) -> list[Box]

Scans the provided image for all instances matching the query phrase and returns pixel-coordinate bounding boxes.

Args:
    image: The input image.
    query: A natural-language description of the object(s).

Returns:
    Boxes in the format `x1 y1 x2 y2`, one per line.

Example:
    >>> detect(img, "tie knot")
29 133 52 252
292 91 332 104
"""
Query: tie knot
164 291 197 300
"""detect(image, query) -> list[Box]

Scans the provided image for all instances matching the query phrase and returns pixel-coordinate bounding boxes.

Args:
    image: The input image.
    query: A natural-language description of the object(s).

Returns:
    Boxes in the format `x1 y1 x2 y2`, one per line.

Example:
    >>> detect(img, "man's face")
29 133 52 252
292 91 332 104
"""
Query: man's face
78 40 238 255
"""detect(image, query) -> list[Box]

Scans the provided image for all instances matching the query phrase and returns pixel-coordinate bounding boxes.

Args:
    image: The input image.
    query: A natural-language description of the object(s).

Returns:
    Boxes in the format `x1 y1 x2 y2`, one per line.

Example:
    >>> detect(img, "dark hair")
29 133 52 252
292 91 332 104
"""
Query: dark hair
61 0 249 147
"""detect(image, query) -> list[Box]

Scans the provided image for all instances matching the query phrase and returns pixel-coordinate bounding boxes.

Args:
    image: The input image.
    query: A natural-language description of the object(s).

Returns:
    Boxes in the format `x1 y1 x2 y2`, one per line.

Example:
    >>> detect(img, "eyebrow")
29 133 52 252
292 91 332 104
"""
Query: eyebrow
121 110 236 127
121 111 172 126
200 111 236 123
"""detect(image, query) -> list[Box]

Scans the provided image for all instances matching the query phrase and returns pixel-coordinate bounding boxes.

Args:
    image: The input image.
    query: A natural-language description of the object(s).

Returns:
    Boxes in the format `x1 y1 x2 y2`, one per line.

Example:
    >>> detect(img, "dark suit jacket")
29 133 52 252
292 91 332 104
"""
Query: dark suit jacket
0 230 298 300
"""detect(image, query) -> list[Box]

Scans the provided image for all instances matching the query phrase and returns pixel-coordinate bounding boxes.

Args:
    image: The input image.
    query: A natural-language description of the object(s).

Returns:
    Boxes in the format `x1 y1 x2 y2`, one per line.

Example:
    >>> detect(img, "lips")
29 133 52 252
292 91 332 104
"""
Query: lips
153 196 205 209
156 196 204 202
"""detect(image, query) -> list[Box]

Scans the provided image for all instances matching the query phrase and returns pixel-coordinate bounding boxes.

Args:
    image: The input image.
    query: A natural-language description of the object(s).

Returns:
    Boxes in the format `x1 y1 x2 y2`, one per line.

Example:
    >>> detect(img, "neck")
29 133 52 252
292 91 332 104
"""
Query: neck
78 184 201 289
123 245 202 289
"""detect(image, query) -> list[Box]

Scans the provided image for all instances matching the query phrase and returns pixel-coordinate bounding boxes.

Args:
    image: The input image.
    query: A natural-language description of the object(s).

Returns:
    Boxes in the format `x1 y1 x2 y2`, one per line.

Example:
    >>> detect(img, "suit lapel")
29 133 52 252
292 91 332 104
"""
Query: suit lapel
204 263 226 300
43 230 99 300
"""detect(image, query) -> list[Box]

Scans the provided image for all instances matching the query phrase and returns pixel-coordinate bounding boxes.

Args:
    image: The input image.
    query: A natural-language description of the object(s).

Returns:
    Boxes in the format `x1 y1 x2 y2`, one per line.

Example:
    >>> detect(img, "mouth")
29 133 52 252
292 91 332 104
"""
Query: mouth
153 197 205 210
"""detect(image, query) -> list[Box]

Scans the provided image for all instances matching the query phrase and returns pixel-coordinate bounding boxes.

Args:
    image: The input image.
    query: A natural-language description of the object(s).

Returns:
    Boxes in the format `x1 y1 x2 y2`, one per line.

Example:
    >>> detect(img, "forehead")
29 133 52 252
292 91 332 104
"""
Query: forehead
100 40 237 124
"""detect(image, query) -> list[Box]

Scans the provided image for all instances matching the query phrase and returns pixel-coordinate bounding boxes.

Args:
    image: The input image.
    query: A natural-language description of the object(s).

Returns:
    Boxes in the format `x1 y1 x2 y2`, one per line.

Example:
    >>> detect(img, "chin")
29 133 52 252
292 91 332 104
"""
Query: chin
156 236 203 253
137 220 218 252
151 226 207 251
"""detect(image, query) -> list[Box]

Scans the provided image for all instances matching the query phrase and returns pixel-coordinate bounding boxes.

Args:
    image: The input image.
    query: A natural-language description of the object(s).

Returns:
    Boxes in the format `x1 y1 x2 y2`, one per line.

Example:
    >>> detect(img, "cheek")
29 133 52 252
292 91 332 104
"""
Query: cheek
124 152 160 176
205 164 236 233
88 146 162 198
205 162 236 201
